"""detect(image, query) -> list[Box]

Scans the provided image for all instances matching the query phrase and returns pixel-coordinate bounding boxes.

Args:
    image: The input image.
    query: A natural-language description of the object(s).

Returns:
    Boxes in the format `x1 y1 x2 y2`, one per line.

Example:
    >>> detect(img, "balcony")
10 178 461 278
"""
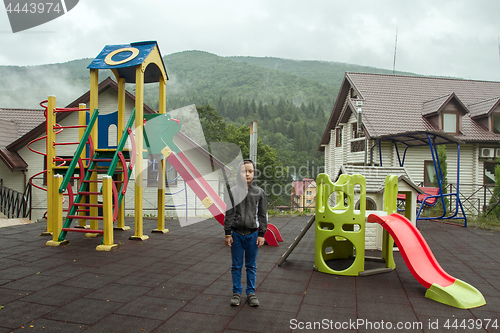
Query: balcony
350 137 366 152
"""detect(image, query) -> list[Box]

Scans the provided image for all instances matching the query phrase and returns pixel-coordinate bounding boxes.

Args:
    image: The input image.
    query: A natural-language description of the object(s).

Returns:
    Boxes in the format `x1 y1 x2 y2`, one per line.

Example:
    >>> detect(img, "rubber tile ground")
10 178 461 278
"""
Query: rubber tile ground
0 216 499 332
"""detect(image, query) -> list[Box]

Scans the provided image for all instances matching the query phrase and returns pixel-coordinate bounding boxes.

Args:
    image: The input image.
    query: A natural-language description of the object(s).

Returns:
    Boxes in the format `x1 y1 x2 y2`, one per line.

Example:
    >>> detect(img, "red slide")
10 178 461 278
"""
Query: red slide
367 213 454 289
367 213 485 308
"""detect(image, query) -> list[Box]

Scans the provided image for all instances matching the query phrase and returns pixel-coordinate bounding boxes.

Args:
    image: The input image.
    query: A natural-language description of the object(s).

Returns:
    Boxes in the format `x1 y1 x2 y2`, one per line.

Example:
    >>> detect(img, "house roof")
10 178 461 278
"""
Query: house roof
88 41 168 84
0 148 28 171
0 108 46 171
337 165 423 194
422 93 469 116
292 178 315 196
468 96 500 119
320 73 500 150
1 77 230 174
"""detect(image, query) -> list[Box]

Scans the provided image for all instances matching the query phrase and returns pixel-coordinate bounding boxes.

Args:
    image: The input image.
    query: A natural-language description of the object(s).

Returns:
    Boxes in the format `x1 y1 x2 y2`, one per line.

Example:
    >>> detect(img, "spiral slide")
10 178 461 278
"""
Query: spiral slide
367 213 485 309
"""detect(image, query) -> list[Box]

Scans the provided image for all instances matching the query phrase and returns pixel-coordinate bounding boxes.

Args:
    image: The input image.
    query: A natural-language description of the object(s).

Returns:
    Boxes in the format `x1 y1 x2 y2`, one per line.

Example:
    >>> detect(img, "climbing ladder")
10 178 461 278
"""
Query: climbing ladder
57 108 136 244
33 95 137 250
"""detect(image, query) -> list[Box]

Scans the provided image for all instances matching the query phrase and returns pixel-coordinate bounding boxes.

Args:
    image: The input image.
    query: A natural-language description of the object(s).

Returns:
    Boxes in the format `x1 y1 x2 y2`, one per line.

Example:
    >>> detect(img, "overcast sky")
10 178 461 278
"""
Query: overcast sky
0 0 499 81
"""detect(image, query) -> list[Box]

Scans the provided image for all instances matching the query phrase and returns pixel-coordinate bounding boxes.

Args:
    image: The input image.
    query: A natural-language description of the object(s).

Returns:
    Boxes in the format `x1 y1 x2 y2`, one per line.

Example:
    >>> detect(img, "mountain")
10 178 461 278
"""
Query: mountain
227 56 415 89
161 51 335 112
0 51 419 181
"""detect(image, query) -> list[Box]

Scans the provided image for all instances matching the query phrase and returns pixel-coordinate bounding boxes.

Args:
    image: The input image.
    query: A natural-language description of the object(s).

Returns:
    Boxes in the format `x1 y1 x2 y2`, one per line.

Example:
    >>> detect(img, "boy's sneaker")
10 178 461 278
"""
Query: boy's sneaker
247 293 259 307
230 293 241 306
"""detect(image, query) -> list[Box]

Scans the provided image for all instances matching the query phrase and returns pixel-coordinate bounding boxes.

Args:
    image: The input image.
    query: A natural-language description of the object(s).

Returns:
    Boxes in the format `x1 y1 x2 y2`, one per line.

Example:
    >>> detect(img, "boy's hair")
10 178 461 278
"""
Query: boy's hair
237 159 256 187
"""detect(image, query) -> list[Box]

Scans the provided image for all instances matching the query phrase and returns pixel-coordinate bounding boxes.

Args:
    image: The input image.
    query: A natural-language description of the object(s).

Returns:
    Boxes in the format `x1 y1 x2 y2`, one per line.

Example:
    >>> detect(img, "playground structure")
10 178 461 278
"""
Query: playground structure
31 41 173 250
314 173 396 276
31 41 282 250
279 172 485 308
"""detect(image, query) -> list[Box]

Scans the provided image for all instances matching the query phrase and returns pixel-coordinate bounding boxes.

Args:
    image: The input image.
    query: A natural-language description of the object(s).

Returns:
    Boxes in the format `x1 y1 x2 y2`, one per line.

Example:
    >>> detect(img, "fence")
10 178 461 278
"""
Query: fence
26 171 500 218
447 183 500 216
260 180 500 217
0 180 32 219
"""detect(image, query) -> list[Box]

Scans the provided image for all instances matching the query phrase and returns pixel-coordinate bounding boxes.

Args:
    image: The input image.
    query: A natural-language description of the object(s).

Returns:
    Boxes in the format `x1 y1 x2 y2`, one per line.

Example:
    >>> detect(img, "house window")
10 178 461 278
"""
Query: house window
484 162 499 185
335 127 342 147
306 191 312 196
424 160 437 187
306 200 312 205
352 122 359 139
147 157 178 187
492 113 500 134
352 122 364 139
443 112 458 134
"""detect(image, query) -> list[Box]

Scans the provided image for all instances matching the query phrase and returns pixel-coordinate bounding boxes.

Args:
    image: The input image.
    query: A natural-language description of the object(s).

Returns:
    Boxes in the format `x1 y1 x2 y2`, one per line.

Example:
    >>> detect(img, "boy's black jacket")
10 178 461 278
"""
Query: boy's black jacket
224 183 268 237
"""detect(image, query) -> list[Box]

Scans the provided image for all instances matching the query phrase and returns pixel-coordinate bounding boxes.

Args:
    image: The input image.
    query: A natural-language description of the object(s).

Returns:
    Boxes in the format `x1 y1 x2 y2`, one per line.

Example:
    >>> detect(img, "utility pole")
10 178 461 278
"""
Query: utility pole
249 120 258 163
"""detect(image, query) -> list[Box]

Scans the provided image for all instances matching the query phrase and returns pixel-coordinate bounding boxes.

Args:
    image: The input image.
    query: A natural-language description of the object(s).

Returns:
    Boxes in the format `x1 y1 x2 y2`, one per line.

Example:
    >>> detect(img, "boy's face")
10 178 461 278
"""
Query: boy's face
240 162 255 187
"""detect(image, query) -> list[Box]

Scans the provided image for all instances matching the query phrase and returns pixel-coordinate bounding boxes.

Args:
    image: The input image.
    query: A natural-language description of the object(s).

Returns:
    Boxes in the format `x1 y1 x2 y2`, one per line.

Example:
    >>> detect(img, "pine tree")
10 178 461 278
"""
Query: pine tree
432 145 449 213
250 99 257 117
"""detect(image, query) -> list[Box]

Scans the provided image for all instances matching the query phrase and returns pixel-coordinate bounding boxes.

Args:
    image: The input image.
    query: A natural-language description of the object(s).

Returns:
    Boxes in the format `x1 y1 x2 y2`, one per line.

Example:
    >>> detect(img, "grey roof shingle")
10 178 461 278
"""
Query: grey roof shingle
321 73 500 149
468 96 500 118
0 108 45 146
0 108 45 171
338 165 423 194
422 94 454 116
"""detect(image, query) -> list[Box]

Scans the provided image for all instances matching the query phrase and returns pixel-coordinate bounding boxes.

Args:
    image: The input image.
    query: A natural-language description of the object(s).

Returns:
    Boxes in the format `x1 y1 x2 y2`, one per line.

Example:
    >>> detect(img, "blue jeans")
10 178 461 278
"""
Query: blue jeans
231 231 259 295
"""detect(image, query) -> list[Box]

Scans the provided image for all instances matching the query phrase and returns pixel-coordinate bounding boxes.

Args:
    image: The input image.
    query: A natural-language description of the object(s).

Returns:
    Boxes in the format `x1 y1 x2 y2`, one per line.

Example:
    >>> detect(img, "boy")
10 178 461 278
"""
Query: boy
224 159 267 307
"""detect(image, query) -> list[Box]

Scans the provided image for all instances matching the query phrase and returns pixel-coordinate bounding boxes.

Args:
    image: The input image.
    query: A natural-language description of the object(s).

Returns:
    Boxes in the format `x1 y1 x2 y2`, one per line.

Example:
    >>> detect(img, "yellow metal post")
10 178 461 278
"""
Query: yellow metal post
46 175 69 246
96 176 118 251
153 158 168 233
88 69 99 237
130 66 148 240
41 96 57 236
77 103 88 229
153 75 168 233
382 175 397 269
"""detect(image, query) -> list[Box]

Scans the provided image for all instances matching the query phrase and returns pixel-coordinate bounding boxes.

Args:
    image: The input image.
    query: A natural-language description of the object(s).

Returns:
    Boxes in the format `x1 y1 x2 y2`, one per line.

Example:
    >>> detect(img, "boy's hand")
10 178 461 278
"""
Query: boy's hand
225 236 233 247
256 236 265 248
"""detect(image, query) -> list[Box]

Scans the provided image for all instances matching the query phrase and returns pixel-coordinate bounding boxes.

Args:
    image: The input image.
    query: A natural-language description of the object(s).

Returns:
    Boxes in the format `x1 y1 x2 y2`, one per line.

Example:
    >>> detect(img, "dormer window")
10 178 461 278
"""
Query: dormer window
492 112 500 134
350 88 358 98
335 127 342 147
443 112 459 134
423 93 466 134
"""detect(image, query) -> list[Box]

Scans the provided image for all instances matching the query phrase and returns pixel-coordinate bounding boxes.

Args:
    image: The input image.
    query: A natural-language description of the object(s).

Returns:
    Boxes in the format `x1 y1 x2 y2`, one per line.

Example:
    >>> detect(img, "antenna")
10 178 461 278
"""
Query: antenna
393 27 398 74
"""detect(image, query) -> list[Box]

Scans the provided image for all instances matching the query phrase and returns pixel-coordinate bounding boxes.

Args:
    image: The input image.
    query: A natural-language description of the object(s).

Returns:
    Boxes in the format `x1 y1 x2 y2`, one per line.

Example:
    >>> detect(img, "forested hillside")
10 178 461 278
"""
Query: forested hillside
160 51 342 180
226 56 411 90
0 50 418 181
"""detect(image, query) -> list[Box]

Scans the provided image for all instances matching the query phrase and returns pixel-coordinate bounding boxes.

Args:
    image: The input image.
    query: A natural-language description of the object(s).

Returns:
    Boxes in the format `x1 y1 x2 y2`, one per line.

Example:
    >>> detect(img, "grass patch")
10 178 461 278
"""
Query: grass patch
467 214 500 230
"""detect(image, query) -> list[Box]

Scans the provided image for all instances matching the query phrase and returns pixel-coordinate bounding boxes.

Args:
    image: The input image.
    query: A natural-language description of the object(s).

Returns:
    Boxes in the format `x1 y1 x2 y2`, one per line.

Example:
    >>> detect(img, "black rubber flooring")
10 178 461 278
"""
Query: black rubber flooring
0 216 499 332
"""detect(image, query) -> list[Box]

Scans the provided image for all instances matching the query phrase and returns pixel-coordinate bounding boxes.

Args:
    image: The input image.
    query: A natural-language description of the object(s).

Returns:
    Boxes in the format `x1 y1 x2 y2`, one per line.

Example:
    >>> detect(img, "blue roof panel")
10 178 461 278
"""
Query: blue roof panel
87 41 167 83
88 41 156 69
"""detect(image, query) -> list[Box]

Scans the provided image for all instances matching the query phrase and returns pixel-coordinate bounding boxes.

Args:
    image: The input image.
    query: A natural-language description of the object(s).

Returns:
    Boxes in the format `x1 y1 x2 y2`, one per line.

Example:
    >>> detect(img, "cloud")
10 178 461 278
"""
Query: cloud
0 65 88 108
0 0 499 81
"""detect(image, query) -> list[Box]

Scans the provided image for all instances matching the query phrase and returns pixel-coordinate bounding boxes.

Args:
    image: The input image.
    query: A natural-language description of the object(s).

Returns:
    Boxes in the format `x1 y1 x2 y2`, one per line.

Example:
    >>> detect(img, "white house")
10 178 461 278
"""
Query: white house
320 72 500 221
